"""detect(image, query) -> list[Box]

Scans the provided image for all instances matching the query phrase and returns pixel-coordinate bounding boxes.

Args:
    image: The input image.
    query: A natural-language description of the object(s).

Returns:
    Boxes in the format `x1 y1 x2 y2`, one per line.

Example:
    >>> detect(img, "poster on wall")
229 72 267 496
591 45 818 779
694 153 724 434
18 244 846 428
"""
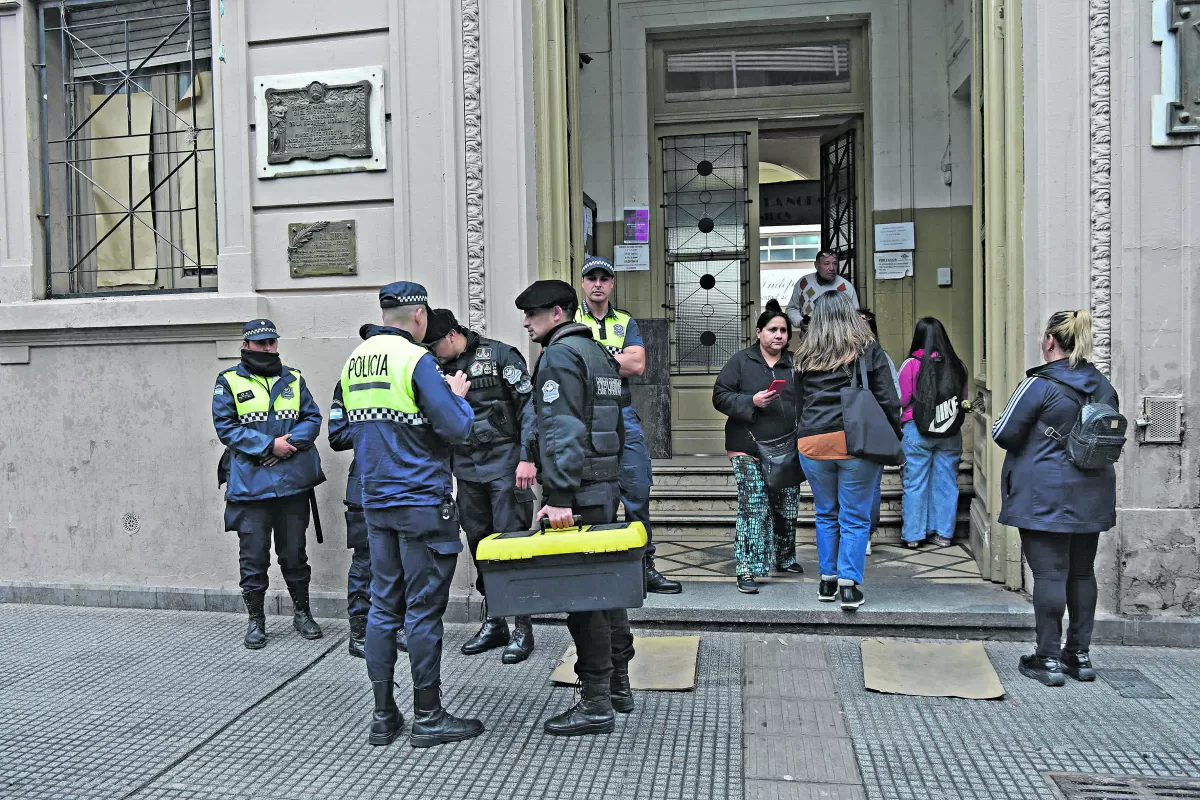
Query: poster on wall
623 207 650 244
874 251 914 280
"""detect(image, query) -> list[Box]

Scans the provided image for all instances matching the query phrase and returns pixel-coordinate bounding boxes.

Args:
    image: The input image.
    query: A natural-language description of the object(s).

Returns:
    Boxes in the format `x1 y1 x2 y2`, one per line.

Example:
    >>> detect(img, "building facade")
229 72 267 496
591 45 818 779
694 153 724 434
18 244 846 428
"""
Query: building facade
0 0 1195 623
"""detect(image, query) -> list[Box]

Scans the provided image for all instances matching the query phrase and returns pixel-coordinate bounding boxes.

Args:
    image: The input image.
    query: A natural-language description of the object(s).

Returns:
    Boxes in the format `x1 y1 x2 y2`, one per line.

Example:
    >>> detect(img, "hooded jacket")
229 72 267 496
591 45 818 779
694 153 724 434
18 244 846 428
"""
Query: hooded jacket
991 358 1119 533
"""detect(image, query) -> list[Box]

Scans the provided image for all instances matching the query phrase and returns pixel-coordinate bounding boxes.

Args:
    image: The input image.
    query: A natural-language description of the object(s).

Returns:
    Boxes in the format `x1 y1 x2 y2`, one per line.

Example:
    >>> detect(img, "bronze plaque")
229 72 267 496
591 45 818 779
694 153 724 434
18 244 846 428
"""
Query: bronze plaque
287 220 357 278
265 80 372 164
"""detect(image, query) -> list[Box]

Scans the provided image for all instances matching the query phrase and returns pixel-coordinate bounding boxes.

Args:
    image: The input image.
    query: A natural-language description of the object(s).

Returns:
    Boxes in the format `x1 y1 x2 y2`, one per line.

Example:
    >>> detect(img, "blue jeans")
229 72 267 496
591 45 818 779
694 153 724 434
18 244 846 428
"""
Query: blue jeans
870 475 882 532
799 455 881 586
900 422 962 542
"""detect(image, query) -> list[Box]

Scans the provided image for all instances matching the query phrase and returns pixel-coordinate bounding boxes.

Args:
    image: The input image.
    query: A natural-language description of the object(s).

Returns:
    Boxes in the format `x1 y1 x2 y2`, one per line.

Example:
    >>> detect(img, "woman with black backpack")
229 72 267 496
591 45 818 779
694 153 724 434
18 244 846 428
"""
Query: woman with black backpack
898 318 969 549
992 310 1124 687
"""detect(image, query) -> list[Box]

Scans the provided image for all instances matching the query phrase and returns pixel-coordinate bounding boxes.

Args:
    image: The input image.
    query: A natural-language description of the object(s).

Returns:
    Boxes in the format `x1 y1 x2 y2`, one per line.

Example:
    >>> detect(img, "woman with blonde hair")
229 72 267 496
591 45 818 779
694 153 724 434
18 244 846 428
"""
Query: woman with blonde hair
794 292 901 610
992 309 1119 687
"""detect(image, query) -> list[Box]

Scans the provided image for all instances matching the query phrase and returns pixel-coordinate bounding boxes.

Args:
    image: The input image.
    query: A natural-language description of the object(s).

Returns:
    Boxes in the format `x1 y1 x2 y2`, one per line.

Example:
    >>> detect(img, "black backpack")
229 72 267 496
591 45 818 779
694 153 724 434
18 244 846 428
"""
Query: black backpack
1037 377 1128 470
910 358 967 438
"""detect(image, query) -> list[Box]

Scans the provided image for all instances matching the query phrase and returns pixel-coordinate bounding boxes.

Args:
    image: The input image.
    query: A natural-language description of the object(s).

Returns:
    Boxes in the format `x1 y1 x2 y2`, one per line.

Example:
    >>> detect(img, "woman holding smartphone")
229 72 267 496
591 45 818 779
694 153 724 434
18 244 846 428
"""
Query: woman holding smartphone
713 300 803 594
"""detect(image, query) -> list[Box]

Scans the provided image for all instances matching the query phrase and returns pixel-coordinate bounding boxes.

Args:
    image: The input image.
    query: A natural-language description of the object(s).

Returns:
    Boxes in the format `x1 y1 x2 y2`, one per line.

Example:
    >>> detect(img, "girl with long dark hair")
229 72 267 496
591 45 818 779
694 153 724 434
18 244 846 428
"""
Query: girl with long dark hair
898 317 968 548
712 300 803 594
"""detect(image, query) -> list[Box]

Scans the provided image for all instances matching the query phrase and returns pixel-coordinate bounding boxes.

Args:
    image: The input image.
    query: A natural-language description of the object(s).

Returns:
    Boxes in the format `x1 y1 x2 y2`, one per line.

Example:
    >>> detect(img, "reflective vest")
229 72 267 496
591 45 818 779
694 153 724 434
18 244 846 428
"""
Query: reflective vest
339 333 428 424
575 305 634 405
223 369 302 424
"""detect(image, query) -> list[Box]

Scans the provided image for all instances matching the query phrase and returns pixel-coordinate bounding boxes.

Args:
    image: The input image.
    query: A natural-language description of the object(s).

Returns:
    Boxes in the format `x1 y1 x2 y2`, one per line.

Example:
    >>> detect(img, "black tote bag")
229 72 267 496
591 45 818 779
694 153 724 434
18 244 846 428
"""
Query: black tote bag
840 356 905 466
748 364 804 492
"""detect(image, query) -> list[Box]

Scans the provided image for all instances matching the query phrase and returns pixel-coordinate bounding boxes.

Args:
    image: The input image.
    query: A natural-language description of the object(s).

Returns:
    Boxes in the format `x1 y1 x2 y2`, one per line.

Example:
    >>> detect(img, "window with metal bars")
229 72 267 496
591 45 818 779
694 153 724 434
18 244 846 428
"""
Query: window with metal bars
38 0 217 298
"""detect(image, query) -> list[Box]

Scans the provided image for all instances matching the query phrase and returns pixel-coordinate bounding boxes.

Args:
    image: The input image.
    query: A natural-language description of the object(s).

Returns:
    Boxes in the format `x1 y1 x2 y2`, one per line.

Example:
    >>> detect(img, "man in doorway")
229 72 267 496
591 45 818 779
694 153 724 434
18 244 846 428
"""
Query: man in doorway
786 249 859 331
576 257 682 595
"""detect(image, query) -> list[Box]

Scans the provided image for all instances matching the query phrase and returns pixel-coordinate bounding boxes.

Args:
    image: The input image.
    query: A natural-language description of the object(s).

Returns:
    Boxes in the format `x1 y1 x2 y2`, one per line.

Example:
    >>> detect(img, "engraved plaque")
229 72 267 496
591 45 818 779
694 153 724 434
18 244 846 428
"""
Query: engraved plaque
265 80 372 164
287 220 357 278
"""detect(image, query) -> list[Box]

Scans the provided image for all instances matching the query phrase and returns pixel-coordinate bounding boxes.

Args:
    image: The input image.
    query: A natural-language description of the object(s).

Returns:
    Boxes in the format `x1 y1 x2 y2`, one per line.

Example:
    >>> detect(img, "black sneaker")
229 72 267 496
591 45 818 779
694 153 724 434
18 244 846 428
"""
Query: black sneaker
1018 654 1066 687
839 584 864 610
1061 651 1096 682
736 576 759 594
817 579 838 602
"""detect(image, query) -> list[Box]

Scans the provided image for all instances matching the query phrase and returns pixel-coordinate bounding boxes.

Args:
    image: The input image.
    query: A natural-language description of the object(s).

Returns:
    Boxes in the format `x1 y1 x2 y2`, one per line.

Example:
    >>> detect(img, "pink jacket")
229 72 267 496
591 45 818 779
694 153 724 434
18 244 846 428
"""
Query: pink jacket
898 350 968 425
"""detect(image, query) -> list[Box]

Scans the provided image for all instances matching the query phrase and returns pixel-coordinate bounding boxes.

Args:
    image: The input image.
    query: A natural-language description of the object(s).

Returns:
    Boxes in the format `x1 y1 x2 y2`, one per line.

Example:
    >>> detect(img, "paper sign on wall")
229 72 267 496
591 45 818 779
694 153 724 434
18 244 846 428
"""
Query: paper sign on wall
613 244 650 271
874 222 915 251
875 251 914 280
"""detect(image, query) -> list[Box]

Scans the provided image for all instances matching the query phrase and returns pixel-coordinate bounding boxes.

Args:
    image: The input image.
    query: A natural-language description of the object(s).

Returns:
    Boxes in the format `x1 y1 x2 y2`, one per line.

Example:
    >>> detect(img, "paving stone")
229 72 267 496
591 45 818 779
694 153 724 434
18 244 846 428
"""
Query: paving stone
744 667 839 700
745 781 867 800
743 735 861 785
743 638 830 670
744 698 847 737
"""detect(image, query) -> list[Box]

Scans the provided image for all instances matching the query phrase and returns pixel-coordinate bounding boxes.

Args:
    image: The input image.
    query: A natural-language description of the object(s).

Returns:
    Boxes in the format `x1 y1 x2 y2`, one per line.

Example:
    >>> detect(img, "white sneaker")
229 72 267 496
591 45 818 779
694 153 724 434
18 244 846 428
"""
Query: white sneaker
865 539 873 556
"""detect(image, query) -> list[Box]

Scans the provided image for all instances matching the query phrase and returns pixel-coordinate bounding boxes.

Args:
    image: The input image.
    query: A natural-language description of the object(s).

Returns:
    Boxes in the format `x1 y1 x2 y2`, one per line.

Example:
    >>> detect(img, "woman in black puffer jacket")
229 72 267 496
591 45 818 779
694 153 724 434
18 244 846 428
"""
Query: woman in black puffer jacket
992 309 1118 687
712 300 803 594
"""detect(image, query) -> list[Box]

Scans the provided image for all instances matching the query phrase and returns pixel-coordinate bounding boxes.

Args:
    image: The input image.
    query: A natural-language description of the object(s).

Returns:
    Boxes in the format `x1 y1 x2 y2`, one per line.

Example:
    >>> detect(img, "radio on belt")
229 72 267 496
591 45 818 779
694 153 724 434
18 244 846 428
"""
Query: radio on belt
475 520 649 618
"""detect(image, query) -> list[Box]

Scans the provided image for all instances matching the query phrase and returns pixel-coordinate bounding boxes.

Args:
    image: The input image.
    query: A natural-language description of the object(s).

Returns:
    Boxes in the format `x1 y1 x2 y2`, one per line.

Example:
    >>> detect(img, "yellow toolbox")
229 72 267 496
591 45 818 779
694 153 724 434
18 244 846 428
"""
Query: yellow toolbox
475 521 648 617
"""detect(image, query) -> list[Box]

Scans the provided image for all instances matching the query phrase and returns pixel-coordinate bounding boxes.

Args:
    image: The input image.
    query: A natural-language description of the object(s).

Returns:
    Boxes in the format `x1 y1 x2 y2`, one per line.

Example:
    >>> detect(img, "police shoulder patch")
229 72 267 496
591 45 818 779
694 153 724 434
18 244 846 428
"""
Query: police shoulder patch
329 407 344 420
516 377 533 395
541 380 560 403
613 323 625 337
213 385 225 396
503 365 521 384
280 386 295 400
236 390 255 403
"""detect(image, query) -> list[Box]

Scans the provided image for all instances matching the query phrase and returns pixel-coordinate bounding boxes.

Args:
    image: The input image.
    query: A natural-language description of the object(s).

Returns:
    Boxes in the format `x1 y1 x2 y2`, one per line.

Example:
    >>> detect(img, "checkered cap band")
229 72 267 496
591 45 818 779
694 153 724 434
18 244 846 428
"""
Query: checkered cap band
347 408 430 425
243 326 277 339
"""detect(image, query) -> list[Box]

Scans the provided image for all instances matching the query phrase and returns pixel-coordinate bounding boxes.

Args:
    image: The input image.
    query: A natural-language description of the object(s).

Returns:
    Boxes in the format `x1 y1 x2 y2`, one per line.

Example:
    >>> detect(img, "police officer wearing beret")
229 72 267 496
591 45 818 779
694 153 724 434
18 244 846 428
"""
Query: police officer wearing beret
212 320 326 649
576 257 682 594
329 369 407 659
516 280 636 737
338 282 484 749
423 309 539 664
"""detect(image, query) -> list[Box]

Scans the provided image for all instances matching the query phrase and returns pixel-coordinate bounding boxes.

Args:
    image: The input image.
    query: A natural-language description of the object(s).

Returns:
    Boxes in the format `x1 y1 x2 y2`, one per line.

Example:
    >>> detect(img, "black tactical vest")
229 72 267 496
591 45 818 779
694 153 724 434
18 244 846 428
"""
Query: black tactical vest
446 334 519 452
552 330 623 484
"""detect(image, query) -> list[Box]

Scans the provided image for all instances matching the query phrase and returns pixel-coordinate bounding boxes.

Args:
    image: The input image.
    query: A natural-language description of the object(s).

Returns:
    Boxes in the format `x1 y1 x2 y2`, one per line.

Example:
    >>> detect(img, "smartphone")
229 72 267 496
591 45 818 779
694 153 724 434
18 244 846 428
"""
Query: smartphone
767 379 788 394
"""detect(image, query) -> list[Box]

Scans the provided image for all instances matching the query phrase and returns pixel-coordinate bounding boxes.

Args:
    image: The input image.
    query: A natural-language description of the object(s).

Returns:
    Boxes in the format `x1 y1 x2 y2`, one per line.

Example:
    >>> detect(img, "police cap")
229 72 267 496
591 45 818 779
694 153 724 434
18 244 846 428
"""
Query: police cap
242 319 279 341
582 256 615 277
379 281 429 309
422 308 465 345
514 279 577 312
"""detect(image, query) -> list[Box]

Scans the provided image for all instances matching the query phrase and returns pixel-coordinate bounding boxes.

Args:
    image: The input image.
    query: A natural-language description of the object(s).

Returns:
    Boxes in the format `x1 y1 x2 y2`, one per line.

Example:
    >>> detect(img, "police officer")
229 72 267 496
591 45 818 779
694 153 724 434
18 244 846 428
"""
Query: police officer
576 257 682 594
212 319 325 649
515 280 636 737
329 373 407 658
422 308 539 664
338 282 484 749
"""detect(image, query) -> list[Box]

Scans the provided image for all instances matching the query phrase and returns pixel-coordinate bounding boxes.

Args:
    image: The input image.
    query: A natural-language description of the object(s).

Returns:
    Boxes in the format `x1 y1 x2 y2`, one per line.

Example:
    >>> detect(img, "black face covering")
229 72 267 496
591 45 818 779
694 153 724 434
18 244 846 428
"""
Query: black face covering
241 348 283 376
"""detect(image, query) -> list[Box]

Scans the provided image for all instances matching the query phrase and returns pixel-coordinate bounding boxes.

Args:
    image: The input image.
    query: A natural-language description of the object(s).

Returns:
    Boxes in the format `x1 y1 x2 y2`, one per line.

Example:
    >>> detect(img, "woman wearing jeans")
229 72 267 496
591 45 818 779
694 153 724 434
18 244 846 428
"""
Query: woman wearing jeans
992 310 1117 686
712 300 802 594
898 318 968 549
795 292 901 610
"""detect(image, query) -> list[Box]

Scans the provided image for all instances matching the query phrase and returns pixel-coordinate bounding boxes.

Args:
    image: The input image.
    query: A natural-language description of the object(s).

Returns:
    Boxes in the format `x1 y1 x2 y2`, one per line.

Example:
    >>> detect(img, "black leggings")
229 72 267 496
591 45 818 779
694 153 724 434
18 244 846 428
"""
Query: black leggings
1020 529 1100 659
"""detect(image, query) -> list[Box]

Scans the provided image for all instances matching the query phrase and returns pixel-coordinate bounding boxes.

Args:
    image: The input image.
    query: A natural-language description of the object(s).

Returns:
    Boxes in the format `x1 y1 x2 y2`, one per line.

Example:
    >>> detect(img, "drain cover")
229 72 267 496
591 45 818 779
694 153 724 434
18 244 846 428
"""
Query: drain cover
1099 669 1172 699
1047 773 1200 799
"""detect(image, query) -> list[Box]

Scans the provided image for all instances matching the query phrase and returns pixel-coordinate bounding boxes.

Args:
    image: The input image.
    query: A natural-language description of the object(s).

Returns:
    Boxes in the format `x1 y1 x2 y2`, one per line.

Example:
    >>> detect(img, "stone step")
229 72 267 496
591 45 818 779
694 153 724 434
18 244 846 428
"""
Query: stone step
643 509 971 543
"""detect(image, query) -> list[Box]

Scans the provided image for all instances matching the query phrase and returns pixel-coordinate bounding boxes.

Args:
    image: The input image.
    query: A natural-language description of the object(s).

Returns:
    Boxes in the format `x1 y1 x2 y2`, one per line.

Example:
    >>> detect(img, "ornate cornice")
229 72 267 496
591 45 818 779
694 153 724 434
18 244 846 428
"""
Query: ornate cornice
462 0 486 332
1089 0 1112 375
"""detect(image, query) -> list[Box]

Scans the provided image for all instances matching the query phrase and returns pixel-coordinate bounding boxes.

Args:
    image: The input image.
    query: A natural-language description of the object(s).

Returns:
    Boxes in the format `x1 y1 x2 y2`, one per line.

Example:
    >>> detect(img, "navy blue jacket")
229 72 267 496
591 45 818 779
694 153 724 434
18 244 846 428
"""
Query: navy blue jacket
328 380 361 508
212 365 325 502
991 358 1118 533
342 325 474 509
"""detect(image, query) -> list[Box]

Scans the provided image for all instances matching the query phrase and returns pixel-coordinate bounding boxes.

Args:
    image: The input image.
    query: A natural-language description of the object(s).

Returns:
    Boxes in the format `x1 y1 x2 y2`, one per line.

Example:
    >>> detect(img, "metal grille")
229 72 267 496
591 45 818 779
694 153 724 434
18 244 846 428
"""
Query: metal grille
662 133 750 374
820 127 857 285
1098 668 1172 699
1046 773 1200 799
1140 396 1185 443
38 0 217 298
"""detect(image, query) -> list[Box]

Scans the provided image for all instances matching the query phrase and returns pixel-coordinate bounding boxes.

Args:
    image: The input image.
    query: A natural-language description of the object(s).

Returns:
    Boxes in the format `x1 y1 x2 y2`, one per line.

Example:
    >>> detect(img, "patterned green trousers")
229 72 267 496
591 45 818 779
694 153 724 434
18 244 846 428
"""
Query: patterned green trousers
731 455 800 578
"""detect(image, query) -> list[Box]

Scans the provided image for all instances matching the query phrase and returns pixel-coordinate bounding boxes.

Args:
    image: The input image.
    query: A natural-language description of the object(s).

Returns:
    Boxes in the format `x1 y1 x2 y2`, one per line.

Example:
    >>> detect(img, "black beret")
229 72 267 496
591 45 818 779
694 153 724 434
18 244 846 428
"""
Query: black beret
514 279 577 312
422 308 464 344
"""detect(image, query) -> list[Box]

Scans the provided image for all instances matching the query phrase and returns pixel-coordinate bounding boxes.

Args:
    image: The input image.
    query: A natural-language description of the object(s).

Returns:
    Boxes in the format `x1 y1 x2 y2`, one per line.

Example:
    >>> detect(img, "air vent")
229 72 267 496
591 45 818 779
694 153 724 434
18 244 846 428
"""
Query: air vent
1046 773 1200 799
121 513 141 535
1137 396 1184 444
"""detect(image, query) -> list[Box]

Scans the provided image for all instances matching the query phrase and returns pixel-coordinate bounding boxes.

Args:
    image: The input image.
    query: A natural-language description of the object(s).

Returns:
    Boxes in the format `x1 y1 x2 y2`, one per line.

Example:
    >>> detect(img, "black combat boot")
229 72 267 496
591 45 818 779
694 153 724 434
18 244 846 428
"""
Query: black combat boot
368 680 403 746
397 626 409 654
645 556 682 594
502 617 535 664
409 684 485 748
1061 651 1097 682
348 614 367 659
288 585 324 640
242 590 267 650
543 679 616 736
461 617 509 655
610 662 634 714
1018 654 1066 687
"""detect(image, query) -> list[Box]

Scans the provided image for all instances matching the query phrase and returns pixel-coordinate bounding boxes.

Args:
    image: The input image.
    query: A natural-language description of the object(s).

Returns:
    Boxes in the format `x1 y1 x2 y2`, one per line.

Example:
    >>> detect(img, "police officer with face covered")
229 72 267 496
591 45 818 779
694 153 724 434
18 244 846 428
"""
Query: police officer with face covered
338 282 484 749
329 374 407 659
212 319 325 649
422 308 539 664
515 280 636 737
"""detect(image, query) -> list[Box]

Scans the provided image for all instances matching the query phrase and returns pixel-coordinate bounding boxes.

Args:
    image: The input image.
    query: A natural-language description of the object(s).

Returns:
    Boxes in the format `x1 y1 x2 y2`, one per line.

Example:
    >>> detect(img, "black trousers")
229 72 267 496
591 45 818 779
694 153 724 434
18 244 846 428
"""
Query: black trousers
457 472 535 594
345 504 372 617
568 484 636 684
224 494 312 594
1020 529 1101 659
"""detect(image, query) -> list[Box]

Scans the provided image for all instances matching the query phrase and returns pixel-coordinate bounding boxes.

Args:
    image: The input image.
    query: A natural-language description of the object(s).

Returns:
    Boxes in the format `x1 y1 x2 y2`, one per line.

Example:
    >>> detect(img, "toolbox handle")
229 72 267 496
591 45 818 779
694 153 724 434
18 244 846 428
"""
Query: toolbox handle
538 515 583 532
